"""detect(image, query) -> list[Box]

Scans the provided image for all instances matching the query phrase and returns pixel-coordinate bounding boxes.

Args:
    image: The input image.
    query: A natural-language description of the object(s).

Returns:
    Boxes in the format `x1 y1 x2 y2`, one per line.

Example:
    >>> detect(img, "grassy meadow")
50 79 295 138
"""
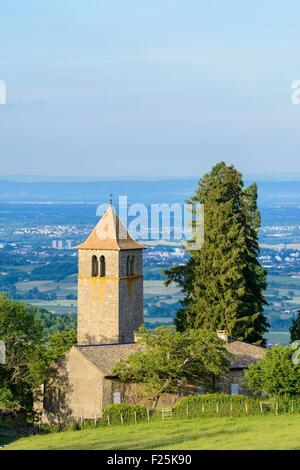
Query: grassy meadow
4 415 300 450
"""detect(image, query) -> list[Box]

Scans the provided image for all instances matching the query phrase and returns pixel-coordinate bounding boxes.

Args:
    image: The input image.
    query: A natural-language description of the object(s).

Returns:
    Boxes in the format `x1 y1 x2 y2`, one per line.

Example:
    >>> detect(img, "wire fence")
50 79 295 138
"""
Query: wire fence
61 398 300 431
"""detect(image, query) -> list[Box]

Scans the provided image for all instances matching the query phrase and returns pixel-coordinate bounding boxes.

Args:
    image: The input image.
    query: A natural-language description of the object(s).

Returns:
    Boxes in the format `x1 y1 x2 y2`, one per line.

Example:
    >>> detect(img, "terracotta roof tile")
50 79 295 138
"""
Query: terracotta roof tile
76 206 144 251
76 343 139 376
76 340 266 377
226 341 266 369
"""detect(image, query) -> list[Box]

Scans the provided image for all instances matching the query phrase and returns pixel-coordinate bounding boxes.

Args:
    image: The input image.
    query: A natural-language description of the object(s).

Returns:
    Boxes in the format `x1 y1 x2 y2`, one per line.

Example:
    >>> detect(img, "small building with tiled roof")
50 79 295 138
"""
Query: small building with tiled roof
41 336 265 423
39 206 266 424
76 339 265 379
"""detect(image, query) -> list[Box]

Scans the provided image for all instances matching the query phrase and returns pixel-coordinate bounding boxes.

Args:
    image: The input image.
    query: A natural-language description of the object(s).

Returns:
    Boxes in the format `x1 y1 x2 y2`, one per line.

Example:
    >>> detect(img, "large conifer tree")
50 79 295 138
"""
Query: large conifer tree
166 162 269 345
290 311 300 342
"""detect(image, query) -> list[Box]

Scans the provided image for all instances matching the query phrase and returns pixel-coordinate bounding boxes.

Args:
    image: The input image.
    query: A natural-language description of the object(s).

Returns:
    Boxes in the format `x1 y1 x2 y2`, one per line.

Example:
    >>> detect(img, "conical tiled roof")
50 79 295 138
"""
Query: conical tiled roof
76 206 144 250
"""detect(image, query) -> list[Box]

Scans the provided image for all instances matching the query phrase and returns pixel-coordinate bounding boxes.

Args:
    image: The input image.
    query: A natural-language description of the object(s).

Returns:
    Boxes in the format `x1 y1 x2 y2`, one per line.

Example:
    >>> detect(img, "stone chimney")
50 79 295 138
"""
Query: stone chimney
217 330 228 342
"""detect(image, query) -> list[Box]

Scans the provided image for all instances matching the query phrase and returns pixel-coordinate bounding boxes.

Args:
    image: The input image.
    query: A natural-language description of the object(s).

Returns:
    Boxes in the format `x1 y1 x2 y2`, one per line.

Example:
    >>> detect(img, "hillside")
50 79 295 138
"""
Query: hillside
4 415 300 450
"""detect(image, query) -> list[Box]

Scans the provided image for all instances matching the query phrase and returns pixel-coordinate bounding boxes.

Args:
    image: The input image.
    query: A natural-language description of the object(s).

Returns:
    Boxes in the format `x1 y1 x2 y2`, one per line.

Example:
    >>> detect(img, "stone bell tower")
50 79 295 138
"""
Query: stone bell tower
76 205 144 345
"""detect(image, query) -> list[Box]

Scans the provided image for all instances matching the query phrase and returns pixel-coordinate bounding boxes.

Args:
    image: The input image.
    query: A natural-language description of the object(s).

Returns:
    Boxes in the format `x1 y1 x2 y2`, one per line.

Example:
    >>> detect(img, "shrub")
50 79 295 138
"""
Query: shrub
103 404 147 425
269 396 300 414
0 388 19 410
174 393 261 417
244 345 300 397
75 419 103 430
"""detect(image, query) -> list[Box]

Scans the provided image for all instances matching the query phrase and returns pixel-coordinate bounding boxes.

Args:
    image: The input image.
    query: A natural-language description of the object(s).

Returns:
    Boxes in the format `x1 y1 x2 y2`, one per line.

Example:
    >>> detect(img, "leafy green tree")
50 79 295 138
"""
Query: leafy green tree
45 329 77 364
0 293 46 411
165 162 268 345
244 345 300 397
113 326 230 404
290 311 300 342
0 294 76 412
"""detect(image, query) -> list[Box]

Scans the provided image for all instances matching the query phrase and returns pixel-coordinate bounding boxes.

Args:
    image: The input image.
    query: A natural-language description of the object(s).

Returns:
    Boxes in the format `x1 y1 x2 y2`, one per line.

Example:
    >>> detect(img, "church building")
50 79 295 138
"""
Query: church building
40 204 265 424
76 204 144 345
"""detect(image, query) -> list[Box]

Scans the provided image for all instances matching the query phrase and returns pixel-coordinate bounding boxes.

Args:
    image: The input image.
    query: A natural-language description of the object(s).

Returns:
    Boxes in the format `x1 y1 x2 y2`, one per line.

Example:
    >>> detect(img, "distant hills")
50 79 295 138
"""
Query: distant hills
0 179 300 206
0 179 197 203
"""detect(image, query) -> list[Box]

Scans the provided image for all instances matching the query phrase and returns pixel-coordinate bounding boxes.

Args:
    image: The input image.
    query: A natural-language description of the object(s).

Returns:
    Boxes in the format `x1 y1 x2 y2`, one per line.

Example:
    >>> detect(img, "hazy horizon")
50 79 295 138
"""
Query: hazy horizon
2 173 300 183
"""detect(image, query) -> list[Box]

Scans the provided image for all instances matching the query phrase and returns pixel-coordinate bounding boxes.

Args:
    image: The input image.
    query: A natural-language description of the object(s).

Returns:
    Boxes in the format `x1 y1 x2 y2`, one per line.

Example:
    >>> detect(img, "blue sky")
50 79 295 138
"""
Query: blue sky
1 0 300 179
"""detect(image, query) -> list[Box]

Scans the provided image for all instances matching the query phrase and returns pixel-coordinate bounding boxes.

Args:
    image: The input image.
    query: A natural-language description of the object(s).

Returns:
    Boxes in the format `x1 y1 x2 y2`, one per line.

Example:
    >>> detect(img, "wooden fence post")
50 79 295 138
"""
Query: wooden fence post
245 403 248 415
134 411 137 423
107 415 110 426
202 403 205 414
216 403 219 414
186 406 189 418
291 401 294 414
275 402 279 415
120 412 124 424
230 403 233 416
147 409 150 422
260 402 263 414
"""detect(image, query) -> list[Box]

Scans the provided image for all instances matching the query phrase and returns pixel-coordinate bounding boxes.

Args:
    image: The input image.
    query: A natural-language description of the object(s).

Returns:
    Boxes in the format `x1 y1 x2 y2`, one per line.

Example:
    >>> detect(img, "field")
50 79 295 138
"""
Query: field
267 331 290 344
14 275 292 342
268 274 300 288
15 276 289 342
4 415 300 450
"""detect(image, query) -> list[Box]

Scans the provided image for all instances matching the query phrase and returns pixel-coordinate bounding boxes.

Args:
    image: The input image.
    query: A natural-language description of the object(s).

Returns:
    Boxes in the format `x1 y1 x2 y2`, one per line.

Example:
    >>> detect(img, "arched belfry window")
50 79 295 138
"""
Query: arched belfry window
130 256 135 276
126 256 130 276
100 255 106 277
91 255 98 277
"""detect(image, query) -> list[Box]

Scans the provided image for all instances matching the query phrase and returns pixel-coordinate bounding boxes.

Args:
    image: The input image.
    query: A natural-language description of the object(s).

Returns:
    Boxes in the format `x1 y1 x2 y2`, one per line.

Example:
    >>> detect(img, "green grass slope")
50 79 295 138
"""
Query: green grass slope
4 415 300 450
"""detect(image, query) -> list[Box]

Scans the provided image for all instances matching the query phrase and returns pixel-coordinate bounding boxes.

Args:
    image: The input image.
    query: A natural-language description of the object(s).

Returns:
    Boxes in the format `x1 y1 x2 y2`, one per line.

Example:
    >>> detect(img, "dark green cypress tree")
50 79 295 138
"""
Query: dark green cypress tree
165 162 269 345
290 311 300 342
237 183 269 343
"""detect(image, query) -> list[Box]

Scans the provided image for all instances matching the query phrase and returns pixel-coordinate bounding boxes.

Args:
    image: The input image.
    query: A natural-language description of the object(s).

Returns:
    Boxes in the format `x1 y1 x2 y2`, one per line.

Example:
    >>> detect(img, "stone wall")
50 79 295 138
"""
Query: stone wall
219 369 251 395
119 249 143 343
77 248 143 345
107 378 180 410
103 369 253 414
42 347 104 424
77 249 120 344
